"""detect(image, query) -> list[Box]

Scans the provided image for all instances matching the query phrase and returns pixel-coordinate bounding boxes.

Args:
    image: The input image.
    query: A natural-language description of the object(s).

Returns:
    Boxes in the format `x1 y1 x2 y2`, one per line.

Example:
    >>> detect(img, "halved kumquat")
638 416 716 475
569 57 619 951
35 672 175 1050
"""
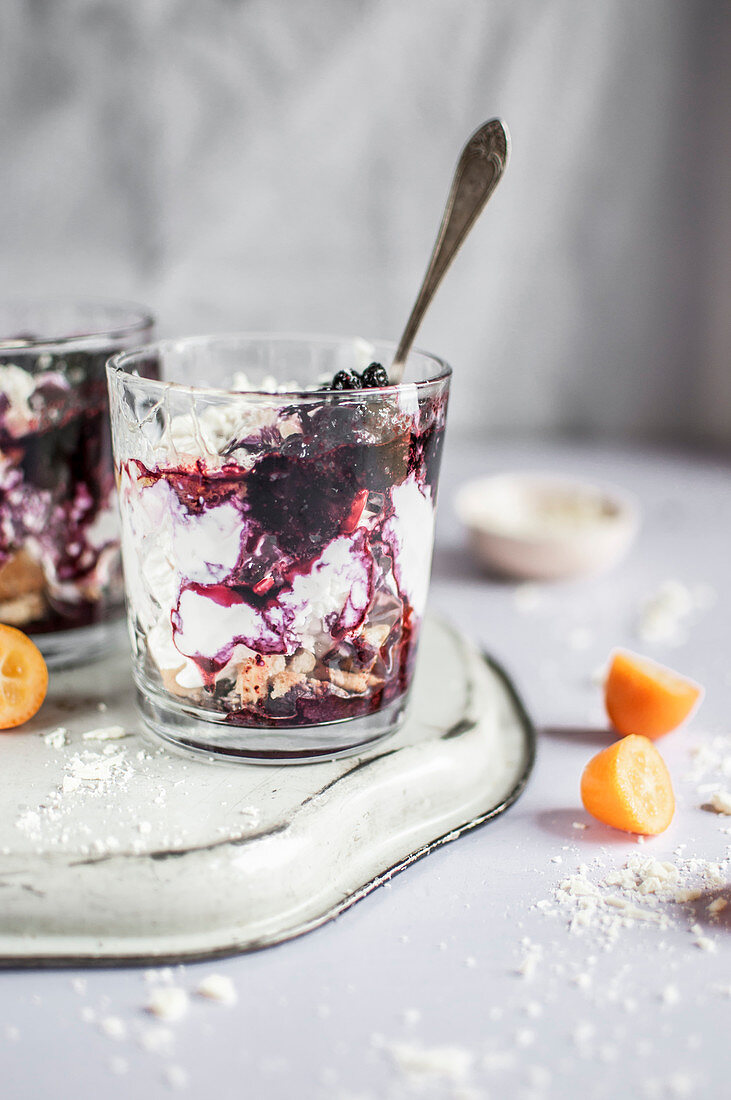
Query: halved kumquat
581 734 674 835
0 624 48 729
605 648 702 740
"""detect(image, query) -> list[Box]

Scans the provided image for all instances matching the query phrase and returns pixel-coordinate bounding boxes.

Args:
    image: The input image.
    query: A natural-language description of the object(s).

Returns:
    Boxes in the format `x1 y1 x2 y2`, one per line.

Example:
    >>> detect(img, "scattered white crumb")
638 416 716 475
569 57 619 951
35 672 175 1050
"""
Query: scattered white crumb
146 987 189 1022
524 1001 543 1018
97 702 108 712
675 888 703 903
573 1021 595 1046
636 579 708 645
144 967 175 984
71 978 87 995
590 661 609 686
550 855 563 864
661 985 681 1006
541 854 729 946
109 1056 129 1076
163 1064 189 1090
82 725 127 742
237 806 260 827
195 974 237 1006
567 627 593 651
515 1028 534 1048
707 898 727 915
5 1026 20 1042
709 790 731 815
482 1049 516 1072
691 919 720 949
99 1016 127 1040
16 810 42 837
65 750 132 789
402 1008 421 1027
464 956 477 968
513 585 545 614
43 727 68 748
139 1025 175 1055
573 972 592 991
515 938 543 979
689 739 731 785
667 1071 695 1098
382 1041 473 1084
80 1007 96 1024
572 821 588 830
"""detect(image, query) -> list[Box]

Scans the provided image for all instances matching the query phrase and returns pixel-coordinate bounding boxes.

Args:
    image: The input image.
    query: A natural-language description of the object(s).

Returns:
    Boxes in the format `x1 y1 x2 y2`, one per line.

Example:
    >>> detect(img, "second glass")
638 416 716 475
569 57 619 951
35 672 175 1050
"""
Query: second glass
0 300 155 667
107 335 450 761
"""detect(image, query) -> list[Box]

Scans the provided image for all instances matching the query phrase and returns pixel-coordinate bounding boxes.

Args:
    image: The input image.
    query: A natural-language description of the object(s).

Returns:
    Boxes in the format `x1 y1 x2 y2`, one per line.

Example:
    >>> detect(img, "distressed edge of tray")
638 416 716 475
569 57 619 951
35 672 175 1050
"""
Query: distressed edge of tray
0 644 536 969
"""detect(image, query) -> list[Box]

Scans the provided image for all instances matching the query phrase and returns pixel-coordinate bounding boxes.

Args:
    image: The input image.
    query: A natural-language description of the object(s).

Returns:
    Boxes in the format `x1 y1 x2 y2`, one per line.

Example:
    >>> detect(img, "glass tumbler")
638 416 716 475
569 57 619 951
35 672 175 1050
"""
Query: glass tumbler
107 334 450 761
0 300 155 667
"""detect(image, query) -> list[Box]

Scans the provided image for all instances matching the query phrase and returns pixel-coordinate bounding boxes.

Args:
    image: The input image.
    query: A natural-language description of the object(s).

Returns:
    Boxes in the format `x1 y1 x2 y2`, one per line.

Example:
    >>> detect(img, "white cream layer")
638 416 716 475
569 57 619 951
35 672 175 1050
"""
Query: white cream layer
120 462 434 687
172 533 374 663
384 475 435 615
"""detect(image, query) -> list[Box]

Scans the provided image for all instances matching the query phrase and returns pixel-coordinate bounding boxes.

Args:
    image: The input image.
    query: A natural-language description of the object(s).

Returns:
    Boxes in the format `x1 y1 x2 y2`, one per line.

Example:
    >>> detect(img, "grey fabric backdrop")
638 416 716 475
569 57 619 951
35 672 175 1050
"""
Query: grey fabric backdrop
1 0 729 443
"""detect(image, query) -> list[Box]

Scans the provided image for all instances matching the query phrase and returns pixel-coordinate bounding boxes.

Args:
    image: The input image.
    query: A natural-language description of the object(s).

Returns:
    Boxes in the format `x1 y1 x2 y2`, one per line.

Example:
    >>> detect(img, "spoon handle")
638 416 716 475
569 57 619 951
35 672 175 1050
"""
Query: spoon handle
390 119 510 382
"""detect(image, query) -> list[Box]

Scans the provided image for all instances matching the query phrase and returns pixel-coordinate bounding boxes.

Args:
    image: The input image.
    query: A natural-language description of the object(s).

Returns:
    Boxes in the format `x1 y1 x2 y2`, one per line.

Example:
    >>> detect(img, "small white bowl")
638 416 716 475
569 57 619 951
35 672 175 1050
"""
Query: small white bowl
455 472 640 581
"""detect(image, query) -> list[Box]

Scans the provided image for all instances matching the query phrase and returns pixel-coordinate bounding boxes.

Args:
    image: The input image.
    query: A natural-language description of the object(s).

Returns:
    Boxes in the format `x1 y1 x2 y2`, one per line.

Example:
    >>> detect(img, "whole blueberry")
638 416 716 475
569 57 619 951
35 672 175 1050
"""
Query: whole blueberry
360 362 389 388
331 369 362 390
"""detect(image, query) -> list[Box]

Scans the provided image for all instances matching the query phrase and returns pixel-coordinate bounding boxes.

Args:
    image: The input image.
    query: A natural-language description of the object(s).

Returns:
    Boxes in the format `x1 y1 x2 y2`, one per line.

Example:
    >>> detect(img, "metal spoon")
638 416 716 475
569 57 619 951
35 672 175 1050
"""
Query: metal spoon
389 119 510 383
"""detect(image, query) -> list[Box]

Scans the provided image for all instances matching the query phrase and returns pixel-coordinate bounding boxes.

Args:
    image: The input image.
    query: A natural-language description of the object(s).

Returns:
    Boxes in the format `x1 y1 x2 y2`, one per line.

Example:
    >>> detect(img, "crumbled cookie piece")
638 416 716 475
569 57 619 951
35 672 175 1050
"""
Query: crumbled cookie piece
270 667 305 701
236 653 286 706
362 622 391 650
0 549 45 600
290 648 316 674
0 591 44 626
328 667 379 694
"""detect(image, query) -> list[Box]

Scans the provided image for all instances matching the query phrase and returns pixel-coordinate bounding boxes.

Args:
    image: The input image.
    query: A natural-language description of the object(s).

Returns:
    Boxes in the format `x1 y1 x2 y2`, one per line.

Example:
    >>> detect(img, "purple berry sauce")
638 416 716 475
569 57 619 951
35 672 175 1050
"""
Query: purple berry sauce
0 351 125 634
121 390 446 728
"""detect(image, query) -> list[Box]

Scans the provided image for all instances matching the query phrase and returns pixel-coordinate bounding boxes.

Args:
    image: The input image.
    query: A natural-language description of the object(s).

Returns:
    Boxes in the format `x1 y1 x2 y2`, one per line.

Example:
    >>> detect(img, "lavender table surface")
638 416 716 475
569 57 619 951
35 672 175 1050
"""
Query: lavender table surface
2 437 729 1100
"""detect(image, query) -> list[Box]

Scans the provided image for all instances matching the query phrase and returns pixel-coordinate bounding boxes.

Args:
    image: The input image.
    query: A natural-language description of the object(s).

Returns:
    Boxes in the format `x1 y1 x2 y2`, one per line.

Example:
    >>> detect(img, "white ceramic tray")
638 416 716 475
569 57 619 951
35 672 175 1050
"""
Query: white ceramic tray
0 617 534 965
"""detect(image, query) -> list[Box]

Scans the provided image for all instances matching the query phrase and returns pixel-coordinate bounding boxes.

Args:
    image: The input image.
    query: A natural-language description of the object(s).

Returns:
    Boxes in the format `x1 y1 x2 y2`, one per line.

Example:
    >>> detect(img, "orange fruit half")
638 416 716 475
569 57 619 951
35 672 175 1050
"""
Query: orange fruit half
0 624 49 729
605 649 702 740
581 734 675 835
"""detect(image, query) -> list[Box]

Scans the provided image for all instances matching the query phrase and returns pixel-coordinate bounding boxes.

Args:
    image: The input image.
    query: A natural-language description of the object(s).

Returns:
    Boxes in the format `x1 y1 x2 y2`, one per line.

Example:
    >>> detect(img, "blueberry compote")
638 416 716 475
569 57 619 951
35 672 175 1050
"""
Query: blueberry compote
0 349 132 634
118 379 447 729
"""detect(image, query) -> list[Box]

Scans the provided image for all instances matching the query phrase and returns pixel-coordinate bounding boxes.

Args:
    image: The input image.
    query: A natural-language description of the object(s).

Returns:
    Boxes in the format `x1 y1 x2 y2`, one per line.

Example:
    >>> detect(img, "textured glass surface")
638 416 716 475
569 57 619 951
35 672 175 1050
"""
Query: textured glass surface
108 335 450 757
0 301 154 659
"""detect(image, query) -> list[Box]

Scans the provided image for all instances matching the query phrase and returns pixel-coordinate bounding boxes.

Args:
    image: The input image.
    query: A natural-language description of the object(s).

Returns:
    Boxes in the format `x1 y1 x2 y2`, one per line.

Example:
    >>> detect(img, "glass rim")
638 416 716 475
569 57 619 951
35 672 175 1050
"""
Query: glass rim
106 331 452 400
0 297 155 350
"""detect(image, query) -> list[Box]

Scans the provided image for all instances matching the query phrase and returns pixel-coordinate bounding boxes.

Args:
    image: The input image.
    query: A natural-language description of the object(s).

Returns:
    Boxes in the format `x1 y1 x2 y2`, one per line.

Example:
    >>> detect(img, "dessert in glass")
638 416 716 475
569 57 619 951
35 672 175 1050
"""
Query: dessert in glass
107 335 450 761
0 300 155 667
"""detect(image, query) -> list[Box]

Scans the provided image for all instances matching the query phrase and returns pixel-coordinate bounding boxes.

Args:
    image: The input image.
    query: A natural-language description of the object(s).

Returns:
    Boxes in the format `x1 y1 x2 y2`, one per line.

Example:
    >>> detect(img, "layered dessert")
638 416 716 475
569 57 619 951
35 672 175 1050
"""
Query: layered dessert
0 350 123 633
117 366 447 728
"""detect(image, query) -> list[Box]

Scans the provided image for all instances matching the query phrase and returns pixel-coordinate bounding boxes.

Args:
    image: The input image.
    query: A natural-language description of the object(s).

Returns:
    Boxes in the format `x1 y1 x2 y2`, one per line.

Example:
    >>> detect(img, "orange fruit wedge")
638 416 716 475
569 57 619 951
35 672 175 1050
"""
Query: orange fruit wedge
581 734 674 835
604 649 702 740
0 624 48 729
